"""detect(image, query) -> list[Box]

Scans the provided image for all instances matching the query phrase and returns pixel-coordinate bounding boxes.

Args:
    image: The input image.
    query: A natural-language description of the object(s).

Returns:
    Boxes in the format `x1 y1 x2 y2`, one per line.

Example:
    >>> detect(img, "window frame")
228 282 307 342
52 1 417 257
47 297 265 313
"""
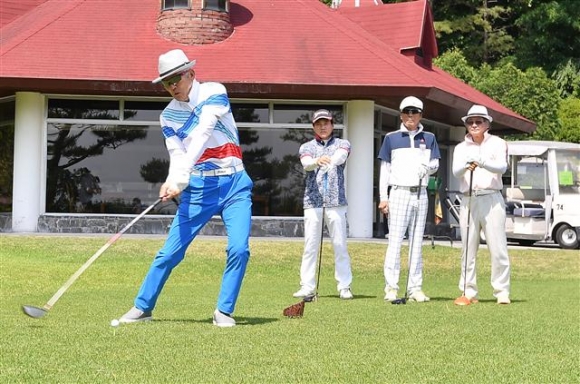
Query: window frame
161 0 190 11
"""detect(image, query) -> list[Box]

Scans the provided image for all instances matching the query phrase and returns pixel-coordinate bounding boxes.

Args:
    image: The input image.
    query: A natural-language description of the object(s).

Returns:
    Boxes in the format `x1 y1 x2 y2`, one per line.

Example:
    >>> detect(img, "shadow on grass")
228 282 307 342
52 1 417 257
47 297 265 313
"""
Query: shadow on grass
156 316 279 326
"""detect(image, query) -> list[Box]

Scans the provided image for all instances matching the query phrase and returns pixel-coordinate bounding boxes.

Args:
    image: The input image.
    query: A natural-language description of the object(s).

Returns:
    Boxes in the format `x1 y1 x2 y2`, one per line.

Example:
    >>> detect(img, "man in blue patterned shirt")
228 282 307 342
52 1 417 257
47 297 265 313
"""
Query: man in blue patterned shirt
293 109 354 300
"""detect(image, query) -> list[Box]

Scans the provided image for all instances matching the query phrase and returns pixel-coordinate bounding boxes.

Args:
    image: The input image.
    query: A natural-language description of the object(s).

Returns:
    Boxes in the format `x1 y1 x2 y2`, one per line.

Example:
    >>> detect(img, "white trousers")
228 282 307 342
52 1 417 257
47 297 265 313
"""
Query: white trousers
459 192 510 298
384 187 428 294
299 206 353 292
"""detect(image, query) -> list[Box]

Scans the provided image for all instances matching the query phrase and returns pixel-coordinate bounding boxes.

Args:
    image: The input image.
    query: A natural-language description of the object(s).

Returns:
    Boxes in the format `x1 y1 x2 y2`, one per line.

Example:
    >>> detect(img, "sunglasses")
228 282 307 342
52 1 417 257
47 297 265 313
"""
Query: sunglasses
402 108 422 115
161 71 187 88
465 119 485 126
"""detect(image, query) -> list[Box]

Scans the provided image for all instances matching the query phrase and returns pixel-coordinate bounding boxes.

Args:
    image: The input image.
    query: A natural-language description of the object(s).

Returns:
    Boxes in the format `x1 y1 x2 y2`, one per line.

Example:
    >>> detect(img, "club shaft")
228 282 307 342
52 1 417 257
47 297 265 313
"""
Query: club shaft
462 171 474 296
401 179 422 300
43 198 162 310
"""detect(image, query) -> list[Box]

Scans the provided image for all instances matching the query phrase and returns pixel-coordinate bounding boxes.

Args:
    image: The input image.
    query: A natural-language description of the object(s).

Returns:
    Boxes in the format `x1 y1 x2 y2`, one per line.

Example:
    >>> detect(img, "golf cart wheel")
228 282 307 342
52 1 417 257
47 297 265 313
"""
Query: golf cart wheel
555 224 579 250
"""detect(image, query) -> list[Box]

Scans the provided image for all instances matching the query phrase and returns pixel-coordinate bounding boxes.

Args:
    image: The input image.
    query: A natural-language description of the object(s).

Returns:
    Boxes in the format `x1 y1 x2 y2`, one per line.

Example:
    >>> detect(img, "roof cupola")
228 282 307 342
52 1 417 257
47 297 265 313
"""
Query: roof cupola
157 0 233 44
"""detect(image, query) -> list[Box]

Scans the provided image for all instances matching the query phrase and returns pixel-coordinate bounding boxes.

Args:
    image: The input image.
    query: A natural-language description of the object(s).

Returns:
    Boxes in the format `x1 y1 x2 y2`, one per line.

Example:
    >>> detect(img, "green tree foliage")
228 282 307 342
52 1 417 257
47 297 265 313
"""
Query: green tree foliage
558 98 580 143
435 51 563 141
473 63 560 141
513 0 580 74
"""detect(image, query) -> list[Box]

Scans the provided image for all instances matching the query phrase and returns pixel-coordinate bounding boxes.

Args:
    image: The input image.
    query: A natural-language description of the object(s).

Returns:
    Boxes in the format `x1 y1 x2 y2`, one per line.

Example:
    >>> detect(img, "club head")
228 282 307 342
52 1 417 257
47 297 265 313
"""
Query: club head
391 298 407 305
303 294 317 303
454 296 472 306
22 305 47 319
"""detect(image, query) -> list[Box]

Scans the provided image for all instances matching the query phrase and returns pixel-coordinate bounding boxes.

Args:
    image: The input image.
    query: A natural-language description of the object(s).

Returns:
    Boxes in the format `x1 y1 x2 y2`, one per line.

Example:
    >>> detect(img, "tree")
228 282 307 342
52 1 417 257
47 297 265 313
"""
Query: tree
513 0 580 74
557 98 580 143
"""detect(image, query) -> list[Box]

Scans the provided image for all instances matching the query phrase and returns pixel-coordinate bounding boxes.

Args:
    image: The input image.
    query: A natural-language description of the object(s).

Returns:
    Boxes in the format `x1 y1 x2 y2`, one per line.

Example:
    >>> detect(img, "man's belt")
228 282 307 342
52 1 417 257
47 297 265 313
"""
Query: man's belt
190 164 244 177
464 189 499 197
393 185 423 193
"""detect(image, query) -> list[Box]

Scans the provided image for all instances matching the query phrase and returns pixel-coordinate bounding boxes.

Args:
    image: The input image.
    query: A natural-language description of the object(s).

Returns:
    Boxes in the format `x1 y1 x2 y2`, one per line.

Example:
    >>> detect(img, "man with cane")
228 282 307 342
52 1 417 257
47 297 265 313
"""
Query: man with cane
452 105 511 305
378 96 440 303
292 109 354 300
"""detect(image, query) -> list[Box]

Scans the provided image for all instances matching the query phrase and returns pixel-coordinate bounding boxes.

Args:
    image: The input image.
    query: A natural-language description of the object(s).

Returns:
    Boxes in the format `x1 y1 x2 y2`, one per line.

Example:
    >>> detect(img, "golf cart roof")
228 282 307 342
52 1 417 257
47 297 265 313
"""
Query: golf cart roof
507 140 580 157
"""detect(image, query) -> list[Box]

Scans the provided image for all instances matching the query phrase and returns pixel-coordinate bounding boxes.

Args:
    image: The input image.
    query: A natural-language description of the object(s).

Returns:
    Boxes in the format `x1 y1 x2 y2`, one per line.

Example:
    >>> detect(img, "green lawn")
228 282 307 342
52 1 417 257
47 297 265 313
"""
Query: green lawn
1 236 578 383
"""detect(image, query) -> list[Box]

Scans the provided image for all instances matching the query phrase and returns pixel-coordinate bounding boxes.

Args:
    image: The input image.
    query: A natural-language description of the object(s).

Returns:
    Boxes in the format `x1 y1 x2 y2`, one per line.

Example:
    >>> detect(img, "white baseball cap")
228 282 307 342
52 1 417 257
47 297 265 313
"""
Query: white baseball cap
399 96 423 112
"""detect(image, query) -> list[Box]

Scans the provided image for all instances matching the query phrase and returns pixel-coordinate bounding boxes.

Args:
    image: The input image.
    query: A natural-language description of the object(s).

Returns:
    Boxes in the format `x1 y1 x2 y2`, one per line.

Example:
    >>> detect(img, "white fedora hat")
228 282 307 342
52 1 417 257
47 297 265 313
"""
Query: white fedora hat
462 105 493 123
152 49 196 84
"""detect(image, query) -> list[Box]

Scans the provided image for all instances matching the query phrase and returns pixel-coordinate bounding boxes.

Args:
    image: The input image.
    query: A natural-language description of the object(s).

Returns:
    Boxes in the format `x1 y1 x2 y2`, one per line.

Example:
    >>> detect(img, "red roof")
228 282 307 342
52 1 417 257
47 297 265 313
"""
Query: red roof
0 0 534 133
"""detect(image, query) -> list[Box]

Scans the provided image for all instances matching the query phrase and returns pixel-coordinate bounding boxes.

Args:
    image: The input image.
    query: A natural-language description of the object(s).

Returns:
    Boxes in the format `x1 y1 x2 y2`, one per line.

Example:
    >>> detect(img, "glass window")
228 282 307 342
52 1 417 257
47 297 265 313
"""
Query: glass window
232 103 269 123
273 105 344 125
203 0 228 12
556 150 580 195
240 126 343 216
44 100 346 216
162 0 189 10
46 123 177 215
124 101 167 122
0 100 15 213
48 99 119 120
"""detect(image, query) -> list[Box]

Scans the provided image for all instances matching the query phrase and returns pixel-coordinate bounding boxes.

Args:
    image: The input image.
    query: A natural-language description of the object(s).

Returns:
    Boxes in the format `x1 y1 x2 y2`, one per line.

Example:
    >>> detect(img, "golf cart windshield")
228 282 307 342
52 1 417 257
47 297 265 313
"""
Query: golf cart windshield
556 150 580 195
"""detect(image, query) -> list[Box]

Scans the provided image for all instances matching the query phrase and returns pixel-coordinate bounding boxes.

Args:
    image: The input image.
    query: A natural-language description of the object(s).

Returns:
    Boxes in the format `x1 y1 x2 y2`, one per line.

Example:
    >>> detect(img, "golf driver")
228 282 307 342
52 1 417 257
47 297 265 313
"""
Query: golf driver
307 173 329 302
393 180 423 305
22 197 163 319
454 170 474 306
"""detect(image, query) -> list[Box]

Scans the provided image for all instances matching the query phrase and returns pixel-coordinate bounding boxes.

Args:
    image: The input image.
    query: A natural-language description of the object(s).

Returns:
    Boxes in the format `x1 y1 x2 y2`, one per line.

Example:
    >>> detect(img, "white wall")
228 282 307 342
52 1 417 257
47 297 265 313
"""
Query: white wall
345 100 374 238
12 92 44 232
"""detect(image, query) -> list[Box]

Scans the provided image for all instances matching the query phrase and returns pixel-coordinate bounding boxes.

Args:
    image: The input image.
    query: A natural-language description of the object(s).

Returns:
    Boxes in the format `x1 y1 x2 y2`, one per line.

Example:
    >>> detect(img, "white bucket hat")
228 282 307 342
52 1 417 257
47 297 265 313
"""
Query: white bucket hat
399 96 423 111
152 49 196 84
462 105 493 123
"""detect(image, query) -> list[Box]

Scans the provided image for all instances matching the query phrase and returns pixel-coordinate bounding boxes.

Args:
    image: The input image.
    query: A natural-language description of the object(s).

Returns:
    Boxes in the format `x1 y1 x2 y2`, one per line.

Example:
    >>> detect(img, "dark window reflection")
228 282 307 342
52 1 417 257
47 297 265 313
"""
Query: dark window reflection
240 127 343 217
46 123 177 215
124 101 168 121
203 0 227 12
44 103 345 217
232 104 269 123
0 101 15 213
48 99 120 120
273 105 344 124
163 0 189 10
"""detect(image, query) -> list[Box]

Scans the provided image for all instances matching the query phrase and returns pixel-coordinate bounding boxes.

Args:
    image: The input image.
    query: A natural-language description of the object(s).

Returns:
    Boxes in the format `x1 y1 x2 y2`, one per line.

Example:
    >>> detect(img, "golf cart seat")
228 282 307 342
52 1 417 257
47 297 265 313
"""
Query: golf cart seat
513 207 545 218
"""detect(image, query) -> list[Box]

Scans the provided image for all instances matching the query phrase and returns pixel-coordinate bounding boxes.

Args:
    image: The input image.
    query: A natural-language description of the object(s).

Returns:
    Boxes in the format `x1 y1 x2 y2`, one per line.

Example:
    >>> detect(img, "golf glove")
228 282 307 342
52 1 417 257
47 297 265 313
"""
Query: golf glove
418 165 429 179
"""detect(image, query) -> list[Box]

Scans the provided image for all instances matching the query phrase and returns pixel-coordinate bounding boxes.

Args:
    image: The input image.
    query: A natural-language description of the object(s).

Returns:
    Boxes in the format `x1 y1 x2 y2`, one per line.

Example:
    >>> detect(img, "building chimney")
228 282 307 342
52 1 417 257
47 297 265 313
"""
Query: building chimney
156 0 233 45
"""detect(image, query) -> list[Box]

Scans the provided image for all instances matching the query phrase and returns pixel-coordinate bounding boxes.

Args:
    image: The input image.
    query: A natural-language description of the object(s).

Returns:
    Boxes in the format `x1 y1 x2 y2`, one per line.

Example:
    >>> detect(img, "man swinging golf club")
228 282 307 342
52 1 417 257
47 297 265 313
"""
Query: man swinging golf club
452 105 511 305
378 96 440 303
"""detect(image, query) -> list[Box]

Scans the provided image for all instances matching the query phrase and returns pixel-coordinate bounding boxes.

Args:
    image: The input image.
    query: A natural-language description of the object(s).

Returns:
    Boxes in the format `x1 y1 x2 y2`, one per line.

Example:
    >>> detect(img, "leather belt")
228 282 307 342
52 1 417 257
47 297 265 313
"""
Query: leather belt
190 164 244 177
464 189 499 197
394 185 422 193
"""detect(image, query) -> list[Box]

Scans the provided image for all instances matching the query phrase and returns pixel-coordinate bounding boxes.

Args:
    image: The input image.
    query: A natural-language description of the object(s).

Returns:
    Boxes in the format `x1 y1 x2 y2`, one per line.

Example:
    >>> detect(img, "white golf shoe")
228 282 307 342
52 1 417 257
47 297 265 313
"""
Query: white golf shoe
293 287 315 298
384 288 397 302
409 290 430 302
339 288 353 300
119 306 152 323
213 309 236 327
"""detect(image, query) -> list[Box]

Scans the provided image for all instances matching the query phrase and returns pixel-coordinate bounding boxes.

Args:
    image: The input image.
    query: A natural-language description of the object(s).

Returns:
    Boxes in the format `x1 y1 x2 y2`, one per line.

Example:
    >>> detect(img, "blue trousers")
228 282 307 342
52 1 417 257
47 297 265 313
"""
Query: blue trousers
134 170 253 315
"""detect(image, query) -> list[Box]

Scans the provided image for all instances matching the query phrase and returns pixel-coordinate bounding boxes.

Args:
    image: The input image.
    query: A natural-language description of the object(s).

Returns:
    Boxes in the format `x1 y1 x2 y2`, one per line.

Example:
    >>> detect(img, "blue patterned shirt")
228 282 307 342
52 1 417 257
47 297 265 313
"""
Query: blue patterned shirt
299 136 350 209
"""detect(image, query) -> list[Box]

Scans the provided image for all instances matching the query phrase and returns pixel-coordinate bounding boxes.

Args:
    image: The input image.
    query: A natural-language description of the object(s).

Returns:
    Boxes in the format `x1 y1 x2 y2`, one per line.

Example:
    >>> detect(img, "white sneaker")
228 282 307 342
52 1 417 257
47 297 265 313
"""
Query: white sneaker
212 309 236 327
497 294 511 305
409 290 430 302
119 306 152 324
293 287 315 298
384 288 397 301
339 288 353 300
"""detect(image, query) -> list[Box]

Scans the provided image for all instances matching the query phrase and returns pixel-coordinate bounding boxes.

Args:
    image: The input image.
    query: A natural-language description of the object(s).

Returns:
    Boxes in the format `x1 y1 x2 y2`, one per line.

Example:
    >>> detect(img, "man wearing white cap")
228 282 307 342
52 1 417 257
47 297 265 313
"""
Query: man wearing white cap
118 49 254 327
452 105 511 305
293 109 354 300
378 96 440 302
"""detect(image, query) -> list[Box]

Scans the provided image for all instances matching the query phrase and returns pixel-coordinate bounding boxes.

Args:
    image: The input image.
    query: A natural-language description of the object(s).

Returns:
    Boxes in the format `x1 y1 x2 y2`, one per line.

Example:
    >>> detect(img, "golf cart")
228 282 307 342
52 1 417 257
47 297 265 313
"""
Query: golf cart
504 141 580 249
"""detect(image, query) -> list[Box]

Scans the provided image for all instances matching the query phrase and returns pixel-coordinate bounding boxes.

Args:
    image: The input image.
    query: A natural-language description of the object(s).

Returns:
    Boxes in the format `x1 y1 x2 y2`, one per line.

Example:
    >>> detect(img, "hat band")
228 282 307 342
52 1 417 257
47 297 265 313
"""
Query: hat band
159 62 190 77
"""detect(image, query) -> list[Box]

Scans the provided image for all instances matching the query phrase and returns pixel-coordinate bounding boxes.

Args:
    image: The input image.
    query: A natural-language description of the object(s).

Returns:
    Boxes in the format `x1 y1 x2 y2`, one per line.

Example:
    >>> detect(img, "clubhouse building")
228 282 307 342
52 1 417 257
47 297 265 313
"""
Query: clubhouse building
0 0 535 237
